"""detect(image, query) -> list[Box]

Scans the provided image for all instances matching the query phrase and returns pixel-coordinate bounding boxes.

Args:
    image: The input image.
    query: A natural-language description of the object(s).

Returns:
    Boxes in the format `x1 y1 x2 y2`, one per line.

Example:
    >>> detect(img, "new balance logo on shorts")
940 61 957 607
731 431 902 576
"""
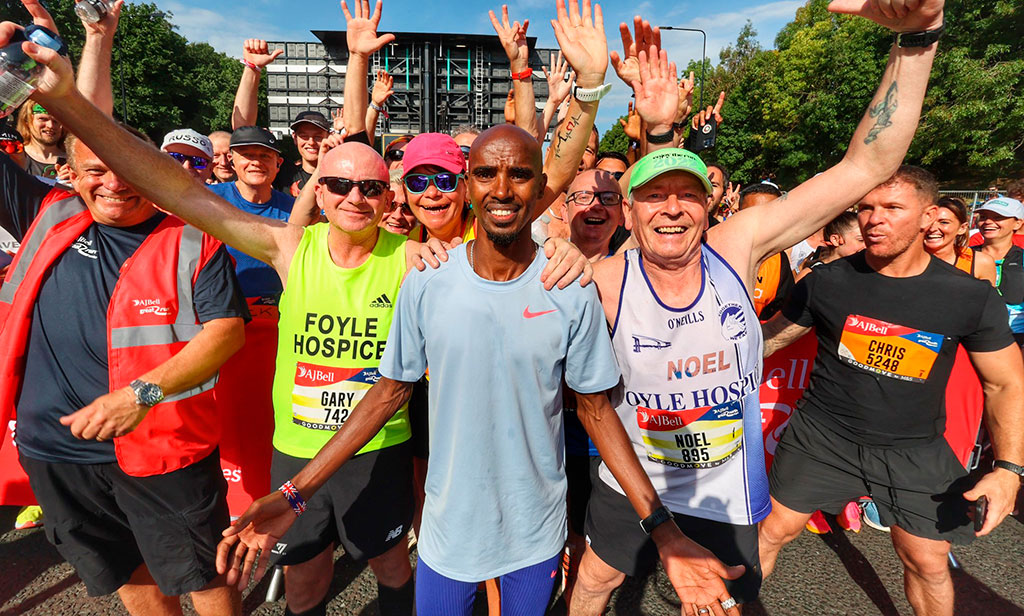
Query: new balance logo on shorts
385 525 404 542
271 542 287 555
370 293 392 308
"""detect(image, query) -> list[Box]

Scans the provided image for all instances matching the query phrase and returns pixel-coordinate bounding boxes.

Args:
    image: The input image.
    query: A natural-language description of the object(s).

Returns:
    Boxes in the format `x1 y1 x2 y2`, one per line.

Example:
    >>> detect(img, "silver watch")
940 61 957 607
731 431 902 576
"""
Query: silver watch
130 379 165 407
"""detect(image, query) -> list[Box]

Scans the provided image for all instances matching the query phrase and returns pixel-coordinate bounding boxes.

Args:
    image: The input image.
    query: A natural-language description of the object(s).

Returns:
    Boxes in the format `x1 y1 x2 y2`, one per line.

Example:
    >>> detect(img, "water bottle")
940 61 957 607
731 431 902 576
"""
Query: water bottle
0 26 66 119
75 0 115 24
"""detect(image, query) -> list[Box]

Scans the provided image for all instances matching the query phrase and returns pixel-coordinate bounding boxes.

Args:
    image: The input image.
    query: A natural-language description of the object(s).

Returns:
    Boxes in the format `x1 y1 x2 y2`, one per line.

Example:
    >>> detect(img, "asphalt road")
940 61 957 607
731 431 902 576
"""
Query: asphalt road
1 505 1022 615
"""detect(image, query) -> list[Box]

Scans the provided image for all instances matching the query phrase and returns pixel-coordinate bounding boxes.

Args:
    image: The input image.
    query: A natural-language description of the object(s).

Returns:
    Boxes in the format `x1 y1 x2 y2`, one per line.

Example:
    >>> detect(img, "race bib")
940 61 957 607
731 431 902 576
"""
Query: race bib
837 315 943 383
637 400 743 469
290 361 381 431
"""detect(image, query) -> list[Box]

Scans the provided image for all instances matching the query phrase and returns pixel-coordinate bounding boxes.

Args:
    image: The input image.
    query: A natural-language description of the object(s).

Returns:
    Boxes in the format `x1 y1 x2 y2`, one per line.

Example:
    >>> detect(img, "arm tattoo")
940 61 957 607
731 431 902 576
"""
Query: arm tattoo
864 81 898 145
554 111 583 160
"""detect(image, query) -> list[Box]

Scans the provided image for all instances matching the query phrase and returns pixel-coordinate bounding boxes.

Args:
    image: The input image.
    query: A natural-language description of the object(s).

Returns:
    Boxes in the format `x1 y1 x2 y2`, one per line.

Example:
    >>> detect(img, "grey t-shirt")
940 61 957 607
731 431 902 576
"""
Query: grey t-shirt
379 244 620 580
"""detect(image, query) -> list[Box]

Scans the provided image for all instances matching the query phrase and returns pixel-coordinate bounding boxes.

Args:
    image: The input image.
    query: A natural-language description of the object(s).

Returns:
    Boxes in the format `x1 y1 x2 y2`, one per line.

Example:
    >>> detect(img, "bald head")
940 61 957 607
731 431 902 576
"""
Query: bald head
470 124 543 173
321 141 388 181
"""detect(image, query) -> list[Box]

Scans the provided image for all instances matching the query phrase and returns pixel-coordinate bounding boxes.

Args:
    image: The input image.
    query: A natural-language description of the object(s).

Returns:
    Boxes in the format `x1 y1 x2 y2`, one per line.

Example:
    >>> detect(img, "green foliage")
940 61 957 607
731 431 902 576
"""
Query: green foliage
599 117 628 155
3 0 253 140
699 0 1023 186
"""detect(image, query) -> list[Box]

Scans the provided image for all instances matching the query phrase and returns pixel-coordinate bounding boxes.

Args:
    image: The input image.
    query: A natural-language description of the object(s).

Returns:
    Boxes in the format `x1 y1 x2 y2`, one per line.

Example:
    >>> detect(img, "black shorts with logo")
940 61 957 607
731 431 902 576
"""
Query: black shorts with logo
769 411 977 544
20 449 229 597
269 440 414 565
584 477 762 604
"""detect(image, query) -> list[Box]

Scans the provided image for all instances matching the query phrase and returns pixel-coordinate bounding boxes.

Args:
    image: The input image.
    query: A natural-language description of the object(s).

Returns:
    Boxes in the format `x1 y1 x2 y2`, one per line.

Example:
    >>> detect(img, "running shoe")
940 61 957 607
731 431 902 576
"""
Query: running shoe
805 510 832 534
837 501 862 532
859 498 890 533
14 505 43 530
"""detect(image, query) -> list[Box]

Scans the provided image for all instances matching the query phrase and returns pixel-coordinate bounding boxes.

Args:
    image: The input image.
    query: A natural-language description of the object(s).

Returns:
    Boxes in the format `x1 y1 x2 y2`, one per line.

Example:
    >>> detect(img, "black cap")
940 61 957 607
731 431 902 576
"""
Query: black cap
0 120 22 144
229 126 281 153
290 111 331 132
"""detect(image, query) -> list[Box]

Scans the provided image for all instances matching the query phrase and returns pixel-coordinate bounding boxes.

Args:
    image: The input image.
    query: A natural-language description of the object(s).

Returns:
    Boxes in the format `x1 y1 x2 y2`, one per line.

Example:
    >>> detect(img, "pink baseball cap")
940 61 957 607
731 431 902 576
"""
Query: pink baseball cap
402 133 466 176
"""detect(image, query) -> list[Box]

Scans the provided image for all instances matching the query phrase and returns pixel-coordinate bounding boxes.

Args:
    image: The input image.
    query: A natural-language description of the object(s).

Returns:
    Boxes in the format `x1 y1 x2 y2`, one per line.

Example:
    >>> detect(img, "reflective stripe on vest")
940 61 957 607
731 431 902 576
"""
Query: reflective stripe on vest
0 197 87 304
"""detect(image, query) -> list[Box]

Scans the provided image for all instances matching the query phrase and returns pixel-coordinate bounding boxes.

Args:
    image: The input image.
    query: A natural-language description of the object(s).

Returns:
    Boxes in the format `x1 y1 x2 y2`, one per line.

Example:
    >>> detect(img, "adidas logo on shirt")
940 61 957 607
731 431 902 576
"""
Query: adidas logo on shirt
369 293 393 308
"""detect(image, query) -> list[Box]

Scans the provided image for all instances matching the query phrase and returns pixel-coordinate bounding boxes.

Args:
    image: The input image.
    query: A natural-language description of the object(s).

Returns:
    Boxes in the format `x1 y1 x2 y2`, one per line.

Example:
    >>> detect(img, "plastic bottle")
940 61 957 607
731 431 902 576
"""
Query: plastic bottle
0 26 66 119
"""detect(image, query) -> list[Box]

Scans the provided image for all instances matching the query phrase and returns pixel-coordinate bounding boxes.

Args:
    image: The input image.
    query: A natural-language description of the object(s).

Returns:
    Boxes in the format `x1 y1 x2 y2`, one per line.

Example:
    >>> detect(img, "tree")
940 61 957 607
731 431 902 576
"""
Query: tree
600 117 628 155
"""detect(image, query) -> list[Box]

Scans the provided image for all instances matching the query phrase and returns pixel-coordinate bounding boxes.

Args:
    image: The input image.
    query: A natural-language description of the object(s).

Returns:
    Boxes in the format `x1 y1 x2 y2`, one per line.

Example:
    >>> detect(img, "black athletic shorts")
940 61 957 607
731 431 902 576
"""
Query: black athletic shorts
269 440 414 565
584 477 762 604
566 454 601 536
20 449 229 597
769 411 977 544
408 377 429 459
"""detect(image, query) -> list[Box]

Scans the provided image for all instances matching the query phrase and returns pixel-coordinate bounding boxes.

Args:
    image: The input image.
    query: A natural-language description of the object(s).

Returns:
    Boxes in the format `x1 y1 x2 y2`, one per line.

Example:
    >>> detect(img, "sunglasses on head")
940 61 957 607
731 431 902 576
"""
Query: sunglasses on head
404 172 463 194
318 176 388 198
167 151 210 170
384 149 404 163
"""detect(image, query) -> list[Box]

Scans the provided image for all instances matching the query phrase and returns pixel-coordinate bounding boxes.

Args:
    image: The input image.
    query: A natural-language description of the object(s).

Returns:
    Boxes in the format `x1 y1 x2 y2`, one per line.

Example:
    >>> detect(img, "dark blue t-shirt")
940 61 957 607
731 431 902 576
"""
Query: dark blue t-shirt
14 213 250 464
207 182 293 299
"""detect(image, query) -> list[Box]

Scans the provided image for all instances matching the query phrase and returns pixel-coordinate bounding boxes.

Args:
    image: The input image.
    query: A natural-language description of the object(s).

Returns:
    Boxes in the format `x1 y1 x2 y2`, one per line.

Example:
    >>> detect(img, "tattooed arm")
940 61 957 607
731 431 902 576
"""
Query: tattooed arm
708 0 944 274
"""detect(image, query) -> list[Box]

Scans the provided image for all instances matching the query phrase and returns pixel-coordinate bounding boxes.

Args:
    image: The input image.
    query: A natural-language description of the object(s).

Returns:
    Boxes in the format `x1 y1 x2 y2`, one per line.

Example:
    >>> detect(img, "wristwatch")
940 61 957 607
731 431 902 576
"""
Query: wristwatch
894 22 944 48
639 506 674 534
994 460 1024 481
130 379 165 407
572 83 612 103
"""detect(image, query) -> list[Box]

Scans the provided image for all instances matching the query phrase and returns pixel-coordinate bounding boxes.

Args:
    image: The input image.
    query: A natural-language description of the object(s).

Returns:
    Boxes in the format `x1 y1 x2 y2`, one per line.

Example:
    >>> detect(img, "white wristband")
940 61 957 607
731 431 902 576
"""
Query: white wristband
572 83 612 102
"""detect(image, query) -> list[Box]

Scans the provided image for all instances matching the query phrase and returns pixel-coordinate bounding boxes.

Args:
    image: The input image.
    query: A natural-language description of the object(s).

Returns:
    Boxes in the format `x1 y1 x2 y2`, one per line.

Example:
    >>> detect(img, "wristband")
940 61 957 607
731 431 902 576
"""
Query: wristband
894 22 944 48
672 121 688 132
646 128 674 144
278 480 307 516
639 506 674 534
572 83 612 103
510 68 533 80
240 59 261 72
370 102 390 119
994 460 1024 481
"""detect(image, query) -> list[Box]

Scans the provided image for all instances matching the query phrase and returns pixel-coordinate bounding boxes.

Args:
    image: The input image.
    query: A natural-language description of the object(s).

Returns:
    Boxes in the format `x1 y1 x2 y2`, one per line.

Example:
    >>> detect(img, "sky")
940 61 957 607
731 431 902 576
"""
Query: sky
157 0 808 132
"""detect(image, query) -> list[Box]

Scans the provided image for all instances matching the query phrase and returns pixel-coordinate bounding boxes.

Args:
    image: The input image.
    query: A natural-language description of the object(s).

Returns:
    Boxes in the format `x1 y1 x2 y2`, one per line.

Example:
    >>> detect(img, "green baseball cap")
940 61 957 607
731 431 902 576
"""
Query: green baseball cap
628 148 712 197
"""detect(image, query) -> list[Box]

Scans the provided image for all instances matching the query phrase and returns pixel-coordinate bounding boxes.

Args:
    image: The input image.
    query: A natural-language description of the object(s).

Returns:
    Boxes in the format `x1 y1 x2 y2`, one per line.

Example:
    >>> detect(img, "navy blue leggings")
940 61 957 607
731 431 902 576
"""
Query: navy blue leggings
415 553 560 616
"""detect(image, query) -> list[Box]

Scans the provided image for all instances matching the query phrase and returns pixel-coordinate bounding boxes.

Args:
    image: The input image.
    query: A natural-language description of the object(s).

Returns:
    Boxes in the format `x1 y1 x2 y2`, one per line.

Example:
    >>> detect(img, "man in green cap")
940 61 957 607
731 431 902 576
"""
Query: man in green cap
569 0 946 613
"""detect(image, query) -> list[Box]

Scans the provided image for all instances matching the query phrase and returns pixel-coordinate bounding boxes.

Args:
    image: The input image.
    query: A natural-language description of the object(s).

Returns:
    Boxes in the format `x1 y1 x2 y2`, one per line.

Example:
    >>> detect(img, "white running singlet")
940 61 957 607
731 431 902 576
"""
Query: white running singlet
600 246 770 525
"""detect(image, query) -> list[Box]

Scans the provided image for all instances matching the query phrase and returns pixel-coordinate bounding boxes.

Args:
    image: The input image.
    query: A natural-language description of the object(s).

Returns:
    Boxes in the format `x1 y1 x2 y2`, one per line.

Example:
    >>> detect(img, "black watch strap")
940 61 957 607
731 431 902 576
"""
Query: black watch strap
639 506 674 534
994 460 1024 479
646 129 674 145
894 23 944 48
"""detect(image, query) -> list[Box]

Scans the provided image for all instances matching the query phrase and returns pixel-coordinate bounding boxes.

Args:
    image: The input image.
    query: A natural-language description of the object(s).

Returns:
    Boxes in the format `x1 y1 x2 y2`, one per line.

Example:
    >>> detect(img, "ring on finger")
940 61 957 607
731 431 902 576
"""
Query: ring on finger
720 597 738 610
697 608 711 615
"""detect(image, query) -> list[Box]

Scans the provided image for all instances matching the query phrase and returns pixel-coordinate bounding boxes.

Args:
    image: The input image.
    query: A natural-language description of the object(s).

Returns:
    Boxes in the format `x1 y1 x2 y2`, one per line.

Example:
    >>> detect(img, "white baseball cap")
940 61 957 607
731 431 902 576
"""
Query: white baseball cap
161 129 214 159
975 197 1024 220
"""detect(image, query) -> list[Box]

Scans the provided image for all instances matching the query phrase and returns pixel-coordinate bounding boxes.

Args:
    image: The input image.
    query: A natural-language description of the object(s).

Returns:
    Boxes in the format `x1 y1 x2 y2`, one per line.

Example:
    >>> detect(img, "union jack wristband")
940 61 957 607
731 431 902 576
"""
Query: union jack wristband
278 480 307 516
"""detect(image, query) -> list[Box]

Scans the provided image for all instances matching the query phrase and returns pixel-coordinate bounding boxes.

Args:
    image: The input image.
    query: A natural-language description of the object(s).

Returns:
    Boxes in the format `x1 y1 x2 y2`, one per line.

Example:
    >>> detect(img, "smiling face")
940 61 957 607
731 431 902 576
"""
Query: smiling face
69 139 156 227
467 125 546 246
292 123 328 165
707 166 726 207
565 169 624 251
209 132 234 182
856 181 937 260
404 164 467 241
315 142 392 234
164 143 213 183
627 170 708 265
30 112 63 147
231 144 282 188
976 210 1024 243
379 177 418 235
924 206 967 255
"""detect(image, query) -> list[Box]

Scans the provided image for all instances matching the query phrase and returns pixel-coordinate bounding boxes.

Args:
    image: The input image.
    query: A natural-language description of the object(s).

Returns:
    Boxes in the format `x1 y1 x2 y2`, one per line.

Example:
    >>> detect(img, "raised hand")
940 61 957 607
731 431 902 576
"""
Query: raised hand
331 107 345 132
828 0 944 32
371 69 394 106
632 46 678 133
488 5 530 68
21 0 59 34
619 101 641 140
342 0 395 57
504 88 516 123
6 23 76 103
550 0 608 89
691 90 726 131
675 70 695 126
243 39 283 69
609 16 660 89
543 50 575 104
80 0 123 37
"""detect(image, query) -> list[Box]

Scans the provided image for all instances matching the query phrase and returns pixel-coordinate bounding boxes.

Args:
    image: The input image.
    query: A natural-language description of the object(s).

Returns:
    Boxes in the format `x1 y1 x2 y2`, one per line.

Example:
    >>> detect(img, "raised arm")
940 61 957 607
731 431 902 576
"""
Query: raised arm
490 5 539 141
365 69 393 141
539 0 608 215
74 0 121 115
231 39 282 129
721 0 945 266
539 51 574 142
342 0 394 138
631 46 679 154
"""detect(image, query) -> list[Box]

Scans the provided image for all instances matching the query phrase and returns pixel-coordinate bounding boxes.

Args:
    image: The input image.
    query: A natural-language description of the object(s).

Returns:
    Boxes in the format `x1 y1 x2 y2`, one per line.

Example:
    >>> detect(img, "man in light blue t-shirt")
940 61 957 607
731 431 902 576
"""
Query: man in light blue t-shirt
221 125 738 615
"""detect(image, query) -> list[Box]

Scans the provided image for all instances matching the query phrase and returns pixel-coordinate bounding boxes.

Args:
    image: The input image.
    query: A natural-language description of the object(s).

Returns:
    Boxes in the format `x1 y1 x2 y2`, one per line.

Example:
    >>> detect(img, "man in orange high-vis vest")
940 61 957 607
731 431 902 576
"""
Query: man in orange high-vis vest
0 126 249 615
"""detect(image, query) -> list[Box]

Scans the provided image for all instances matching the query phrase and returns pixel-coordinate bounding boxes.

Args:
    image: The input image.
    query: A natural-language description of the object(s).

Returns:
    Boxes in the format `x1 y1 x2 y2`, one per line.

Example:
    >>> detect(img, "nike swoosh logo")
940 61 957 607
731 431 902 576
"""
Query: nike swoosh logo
524 307 557 319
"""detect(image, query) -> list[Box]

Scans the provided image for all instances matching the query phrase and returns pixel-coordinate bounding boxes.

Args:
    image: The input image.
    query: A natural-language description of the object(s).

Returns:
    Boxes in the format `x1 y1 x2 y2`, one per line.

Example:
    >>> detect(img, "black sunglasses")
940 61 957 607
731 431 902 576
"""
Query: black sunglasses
384 149 405 163
459 145 471 157
167 151 210 170
318 176 388 198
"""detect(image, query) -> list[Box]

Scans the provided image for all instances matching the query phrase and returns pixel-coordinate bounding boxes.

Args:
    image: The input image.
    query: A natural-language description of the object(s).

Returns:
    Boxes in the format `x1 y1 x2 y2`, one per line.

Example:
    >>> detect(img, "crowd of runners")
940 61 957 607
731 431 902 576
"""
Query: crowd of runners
1 0 1022 614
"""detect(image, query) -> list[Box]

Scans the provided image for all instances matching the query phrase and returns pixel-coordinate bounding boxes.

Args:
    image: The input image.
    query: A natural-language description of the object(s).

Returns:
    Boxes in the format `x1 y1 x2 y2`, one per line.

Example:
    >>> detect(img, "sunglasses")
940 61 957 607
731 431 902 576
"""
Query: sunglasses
384 149 404 163
611 171 624 181
566 191 623 206
167 151 210 170
1 140 24 155
404 172 463 194
459 145 471 157
318 176 388 198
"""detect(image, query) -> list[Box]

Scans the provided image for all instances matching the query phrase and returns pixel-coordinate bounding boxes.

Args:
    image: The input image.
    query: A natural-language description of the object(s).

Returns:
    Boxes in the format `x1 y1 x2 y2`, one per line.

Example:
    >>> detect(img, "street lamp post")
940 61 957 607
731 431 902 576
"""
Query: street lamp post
659 26 707 111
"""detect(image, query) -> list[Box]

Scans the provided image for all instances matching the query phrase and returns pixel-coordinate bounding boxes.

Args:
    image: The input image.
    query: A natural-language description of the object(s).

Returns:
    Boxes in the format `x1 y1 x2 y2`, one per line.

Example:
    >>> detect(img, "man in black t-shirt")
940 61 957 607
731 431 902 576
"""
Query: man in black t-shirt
0 131 250 614
758 166 1024 615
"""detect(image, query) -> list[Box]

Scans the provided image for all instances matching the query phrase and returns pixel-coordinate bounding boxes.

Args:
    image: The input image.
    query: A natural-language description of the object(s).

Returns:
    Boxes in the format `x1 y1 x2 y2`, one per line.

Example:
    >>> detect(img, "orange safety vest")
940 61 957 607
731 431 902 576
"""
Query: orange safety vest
754 253 783 316
0 195 225 476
